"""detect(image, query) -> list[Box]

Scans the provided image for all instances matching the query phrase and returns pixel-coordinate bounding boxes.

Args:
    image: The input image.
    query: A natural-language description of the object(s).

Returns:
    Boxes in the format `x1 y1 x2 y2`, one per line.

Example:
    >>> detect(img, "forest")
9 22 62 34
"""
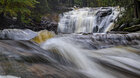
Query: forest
0 0 140 32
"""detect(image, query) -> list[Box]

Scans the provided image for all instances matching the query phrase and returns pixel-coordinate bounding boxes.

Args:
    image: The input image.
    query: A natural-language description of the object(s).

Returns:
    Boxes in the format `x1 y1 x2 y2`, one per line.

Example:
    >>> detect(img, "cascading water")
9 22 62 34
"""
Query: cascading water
0 7 140 78
40 7 140 78
41 34 140 78
58 7 120 33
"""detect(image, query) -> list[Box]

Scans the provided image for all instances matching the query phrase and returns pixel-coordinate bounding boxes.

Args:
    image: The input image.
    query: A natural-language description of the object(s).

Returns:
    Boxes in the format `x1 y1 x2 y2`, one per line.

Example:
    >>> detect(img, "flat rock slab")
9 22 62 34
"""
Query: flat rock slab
0 75 20 78
0 29 37 40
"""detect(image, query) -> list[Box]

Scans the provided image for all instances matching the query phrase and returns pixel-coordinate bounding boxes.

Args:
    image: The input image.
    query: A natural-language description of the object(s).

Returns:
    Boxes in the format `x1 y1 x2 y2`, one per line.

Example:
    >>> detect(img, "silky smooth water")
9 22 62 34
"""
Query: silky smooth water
41 33 140 78
58 7 120 33
0 7 139 78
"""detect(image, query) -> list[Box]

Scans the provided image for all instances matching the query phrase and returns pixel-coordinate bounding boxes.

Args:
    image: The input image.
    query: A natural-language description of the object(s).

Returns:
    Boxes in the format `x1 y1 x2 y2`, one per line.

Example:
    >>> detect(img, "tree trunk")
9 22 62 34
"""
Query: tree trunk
82 0 87 7
59 0 66 3
134 0 140 18
71 0 74 6
16 12 22 25
0 12 5 26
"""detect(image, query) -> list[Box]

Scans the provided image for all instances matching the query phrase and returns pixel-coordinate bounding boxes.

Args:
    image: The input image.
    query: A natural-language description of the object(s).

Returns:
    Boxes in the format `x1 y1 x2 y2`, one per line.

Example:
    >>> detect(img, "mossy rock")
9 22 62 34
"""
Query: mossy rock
32 30 55 44
123 24 140 32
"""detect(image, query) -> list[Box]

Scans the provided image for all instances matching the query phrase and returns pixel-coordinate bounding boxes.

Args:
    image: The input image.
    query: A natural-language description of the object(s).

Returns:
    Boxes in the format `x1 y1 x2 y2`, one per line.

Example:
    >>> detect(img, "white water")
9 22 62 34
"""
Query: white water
41 38 113 78
41 37 140 78
58 7 120 33
41 7 140 78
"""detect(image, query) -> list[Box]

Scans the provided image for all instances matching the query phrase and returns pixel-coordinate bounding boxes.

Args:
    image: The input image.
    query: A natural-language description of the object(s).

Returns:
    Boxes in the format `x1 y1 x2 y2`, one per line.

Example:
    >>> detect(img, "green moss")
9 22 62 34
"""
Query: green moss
123 24 140 32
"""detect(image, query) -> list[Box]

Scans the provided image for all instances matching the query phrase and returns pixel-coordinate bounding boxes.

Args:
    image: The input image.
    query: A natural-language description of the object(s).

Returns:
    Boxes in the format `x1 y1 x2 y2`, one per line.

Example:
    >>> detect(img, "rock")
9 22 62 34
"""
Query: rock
82 33 92 35
96 8 112 17
123 24 140 32
107 31 129 34
41 18 58 33
112 23 129 31
39 15 58 33
0 75 20 78
32 30 55 44
112 18 140 32
0 40 88 78
0 29 37 40
62 33 140 49
129 19 140 26
118 23 128 30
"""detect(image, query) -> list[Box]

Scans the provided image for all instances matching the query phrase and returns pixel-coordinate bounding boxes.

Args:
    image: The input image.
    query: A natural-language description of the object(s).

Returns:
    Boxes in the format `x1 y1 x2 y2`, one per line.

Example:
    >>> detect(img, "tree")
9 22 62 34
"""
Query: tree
0 0 39 23
134 0 140 18
82 0 87 7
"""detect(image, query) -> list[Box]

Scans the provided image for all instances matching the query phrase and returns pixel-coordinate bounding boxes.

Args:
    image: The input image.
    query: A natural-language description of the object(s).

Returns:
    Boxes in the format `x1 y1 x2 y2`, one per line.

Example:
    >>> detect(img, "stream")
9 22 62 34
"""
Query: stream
0 7 140 78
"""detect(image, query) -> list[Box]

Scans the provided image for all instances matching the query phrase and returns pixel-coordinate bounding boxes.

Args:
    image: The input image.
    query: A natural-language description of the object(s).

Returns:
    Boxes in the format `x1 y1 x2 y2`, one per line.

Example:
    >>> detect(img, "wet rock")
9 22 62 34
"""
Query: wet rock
96 8 112 17
0 75 20 78
112 18 140 32
118 23 128 30
40 17 58 33
0 40 88 78
82 33 92 35
112 23 129 31
107 31 129 34
0 29 37 40
123 24 140 32
62 33 140 49
32 30 55 44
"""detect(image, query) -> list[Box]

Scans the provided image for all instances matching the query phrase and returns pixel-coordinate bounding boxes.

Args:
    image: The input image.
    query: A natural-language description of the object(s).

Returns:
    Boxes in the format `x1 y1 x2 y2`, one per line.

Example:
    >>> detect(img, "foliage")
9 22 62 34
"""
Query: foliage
74 0 82 6
0 0 139 27
32 30 55 43
0 0 39 23
31 0 60 23
0 0 39 16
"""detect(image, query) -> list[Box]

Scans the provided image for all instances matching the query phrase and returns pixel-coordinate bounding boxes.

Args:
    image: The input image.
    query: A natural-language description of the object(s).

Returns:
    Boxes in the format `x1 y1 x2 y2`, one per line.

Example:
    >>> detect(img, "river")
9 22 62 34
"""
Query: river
0 7 140 78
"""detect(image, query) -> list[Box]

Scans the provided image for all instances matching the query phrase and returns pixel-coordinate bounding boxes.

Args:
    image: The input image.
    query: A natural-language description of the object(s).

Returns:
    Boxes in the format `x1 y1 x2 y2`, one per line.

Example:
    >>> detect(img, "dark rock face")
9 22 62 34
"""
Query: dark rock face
0 40 88 78
96 8 112 17
40 17 58 33
112 19 140 32
0 15 58 33
22 17 58 33
113 24 140 32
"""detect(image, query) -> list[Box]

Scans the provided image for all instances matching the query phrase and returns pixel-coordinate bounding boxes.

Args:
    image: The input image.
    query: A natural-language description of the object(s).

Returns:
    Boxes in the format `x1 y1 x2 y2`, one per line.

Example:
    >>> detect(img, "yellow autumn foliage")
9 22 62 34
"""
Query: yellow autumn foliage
32 30 55 44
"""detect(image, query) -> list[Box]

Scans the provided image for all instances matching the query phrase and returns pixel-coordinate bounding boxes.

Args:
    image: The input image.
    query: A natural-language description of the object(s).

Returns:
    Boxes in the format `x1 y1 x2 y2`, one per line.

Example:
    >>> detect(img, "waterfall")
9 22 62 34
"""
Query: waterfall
58 7 120 33
0 7 140 78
